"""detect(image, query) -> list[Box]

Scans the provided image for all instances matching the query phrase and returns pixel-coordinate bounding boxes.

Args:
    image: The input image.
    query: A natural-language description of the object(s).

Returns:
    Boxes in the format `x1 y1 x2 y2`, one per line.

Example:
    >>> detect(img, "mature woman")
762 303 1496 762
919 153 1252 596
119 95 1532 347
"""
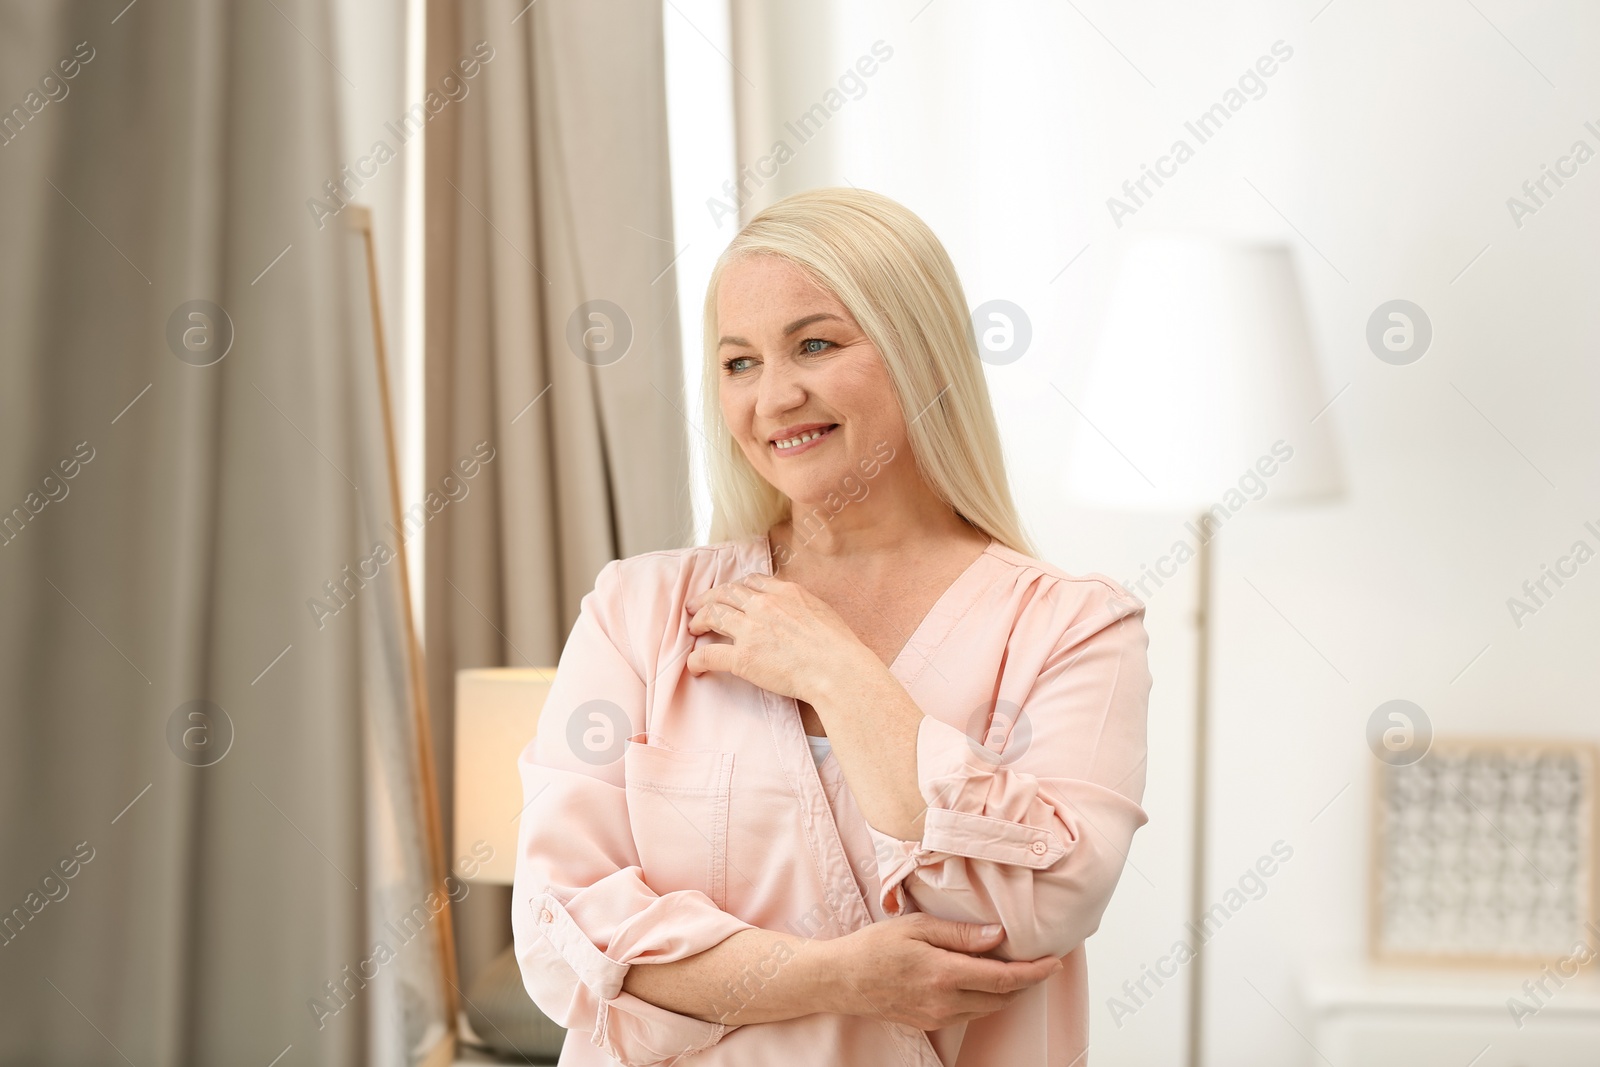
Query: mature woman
512 188 1151 1066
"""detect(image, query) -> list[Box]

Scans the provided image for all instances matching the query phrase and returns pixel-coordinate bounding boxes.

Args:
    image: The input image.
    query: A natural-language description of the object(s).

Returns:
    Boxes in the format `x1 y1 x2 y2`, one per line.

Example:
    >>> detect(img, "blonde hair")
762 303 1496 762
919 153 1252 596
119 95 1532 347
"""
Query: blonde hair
700 187 1036 558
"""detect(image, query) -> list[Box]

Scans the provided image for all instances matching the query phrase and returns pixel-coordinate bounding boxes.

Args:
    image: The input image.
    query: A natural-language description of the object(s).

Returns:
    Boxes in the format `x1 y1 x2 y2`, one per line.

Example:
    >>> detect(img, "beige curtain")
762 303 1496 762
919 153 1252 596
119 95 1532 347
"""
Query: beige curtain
423 0 692 990
0 1 450 1064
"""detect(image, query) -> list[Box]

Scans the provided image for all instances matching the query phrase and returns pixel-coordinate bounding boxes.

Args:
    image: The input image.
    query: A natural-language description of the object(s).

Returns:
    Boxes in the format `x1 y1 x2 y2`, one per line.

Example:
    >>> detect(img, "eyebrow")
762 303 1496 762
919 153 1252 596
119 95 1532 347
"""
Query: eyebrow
718 313 843 349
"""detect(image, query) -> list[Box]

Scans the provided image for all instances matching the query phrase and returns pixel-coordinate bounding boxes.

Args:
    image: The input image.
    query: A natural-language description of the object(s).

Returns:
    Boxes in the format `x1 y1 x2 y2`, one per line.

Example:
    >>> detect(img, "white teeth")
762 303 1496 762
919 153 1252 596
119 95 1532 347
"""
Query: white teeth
774 427 831 450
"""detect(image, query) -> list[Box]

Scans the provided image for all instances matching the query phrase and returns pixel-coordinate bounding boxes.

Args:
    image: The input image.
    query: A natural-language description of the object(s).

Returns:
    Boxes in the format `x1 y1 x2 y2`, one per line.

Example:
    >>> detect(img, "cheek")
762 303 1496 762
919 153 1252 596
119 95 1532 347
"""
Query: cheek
839 377 898 440
721 394 766 463
719 389 749 436
834 361 894 421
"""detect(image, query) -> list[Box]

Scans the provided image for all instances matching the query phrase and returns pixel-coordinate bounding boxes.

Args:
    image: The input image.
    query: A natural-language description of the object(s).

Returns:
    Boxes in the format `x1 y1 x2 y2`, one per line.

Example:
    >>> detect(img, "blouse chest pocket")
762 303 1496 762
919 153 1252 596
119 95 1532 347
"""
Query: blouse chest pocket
622 743 735 909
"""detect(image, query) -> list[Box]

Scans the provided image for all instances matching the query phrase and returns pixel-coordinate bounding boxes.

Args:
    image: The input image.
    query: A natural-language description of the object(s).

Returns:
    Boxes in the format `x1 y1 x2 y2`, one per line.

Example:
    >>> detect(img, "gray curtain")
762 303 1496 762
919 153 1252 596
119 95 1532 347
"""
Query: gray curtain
423 0 693 992
0 2 445 1063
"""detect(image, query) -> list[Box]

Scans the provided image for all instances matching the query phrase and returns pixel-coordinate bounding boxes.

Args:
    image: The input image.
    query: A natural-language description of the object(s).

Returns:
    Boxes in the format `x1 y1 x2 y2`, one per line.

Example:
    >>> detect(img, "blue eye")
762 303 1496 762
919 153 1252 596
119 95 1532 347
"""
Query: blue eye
721 339 830 374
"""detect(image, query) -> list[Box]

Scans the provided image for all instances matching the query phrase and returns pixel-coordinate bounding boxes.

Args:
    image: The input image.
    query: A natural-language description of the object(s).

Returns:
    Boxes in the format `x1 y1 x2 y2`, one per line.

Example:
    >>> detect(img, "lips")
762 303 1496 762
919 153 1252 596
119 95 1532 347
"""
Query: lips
770 424 838 454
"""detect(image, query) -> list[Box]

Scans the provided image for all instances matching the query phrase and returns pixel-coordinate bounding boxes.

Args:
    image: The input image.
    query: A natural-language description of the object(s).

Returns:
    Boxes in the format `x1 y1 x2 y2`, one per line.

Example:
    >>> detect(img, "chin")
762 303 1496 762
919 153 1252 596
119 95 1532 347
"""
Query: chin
774 473 848 506
750 445 855 503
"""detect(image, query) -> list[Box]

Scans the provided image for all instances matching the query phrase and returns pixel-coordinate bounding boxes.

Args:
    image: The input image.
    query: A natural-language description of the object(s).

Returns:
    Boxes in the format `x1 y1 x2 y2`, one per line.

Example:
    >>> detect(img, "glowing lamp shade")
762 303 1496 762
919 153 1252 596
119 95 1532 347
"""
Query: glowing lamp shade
452 668 556 885
1064 236 1344 512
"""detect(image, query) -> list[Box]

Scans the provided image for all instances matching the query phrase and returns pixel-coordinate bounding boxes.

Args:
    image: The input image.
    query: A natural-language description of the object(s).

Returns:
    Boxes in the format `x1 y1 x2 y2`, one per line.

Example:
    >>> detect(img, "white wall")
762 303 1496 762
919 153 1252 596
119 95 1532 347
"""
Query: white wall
671 1 1600 1063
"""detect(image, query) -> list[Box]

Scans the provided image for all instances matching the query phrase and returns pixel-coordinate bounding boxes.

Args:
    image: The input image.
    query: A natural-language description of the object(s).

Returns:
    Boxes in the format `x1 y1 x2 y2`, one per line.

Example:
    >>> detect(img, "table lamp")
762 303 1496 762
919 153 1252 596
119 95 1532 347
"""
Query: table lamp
1062 236 1345 1067
453 667 566 1063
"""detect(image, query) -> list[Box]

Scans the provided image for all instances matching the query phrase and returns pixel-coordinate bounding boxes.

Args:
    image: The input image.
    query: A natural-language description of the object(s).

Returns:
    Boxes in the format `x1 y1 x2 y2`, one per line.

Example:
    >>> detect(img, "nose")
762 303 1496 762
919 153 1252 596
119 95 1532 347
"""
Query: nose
753 352 807 424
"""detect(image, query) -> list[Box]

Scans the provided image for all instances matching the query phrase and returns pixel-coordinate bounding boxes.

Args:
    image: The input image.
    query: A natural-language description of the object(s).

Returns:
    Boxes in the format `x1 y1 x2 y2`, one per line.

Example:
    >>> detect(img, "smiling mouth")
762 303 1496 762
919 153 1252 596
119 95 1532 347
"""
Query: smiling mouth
770 425 838 452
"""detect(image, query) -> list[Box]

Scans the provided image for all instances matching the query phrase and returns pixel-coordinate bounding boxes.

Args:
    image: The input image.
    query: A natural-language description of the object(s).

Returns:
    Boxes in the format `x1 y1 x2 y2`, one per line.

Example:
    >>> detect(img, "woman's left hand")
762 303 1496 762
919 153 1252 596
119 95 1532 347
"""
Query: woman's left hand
685 573 871 701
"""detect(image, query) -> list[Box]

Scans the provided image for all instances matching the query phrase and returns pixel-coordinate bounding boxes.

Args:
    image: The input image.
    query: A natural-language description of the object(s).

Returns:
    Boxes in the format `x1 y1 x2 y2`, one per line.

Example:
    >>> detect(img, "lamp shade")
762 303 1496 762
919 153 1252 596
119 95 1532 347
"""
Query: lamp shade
1063 236 1344 512
453 668 557 885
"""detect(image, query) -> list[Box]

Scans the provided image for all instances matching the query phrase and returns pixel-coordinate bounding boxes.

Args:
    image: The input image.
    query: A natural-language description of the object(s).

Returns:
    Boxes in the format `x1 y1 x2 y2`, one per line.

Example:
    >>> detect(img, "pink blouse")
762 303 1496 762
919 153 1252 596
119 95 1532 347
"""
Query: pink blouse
512 531 1151 1066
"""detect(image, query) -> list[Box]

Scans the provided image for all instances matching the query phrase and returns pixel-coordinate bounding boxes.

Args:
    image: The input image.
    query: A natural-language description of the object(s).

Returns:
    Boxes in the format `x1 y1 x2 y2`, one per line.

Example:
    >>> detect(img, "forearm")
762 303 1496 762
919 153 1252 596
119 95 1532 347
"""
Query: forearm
810 657 928 840
620 926 843 1026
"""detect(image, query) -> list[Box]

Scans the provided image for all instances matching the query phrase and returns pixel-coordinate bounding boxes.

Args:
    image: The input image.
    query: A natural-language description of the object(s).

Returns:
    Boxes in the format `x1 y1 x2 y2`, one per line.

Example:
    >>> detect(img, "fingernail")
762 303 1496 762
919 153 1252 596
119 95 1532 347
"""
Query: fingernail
980 924 1002 937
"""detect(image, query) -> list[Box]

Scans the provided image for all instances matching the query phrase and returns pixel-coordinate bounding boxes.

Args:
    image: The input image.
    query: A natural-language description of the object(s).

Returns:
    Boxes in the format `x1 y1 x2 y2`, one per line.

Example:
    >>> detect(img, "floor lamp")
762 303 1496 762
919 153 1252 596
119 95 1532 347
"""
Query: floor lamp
344 205 460 1065
1062 236 1344 1067
454 668 569 1063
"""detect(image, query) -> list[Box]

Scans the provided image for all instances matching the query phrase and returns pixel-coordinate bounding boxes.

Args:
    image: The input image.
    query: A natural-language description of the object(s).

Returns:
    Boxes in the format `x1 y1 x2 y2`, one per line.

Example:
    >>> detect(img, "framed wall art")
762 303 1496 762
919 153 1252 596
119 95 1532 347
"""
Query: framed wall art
1370 736 1599 967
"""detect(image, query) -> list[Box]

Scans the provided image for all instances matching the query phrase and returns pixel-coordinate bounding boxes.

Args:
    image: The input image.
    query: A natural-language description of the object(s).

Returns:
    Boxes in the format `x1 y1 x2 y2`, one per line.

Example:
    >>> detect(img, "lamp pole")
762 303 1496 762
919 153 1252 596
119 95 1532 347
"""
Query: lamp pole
1186 511 1213 1067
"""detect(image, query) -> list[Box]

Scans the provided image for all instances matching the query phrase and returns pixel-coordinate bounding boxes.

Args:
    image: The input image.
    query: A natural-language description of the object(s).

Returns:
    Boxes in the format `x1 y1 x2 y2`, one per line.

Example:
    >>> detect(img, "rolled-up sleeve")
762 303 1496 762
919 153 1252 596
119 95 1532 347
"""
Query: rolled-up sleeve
865 582 1152 962
511 559 758 1067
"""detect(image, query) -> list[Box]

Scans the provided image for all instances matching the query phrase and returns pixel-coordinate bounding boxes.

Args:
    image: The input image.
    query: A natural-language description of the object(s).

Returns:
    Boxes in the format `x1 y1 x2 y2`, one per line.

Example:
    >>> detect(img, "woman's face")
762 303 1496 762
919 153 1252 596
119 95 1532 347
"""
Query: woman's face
716 255 907 508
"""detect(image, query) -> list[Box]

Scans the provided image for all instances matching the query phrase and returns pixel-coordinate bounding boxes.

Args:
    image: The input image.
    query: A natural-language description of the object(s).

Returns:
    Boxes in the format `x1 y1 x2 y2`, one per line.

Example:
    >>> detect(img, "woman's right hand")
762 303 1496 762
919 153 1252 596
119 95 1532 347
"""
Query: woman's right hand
819 913 1063 1030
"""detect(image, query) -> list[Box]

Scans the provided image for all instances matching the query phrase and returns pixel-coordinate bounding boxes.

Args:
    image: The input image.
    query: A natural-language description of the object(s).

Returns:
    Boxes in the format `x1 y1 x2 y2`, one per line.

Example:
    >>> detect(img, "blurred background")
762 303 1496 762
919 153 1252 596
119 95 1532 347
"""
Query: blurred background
1 1 1597 1064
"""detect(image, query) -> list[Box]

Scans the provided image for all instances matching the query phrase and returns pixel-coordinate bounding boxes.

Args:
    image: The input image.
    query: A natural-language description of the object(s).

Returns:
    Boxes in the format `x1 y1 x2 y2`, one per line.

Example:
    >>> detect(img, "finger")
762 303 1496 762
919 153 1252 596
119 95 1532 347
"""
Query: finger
686 604 718 636
687 579 759 615
948 989 1025 1017
688 599 748 639
921 991 1027 1031
944 1001 1022 1027
686 643 738 676
948 955 1062 995
685 584 722 614
910 917 1006 954
725 579 759 609
741 571 776 592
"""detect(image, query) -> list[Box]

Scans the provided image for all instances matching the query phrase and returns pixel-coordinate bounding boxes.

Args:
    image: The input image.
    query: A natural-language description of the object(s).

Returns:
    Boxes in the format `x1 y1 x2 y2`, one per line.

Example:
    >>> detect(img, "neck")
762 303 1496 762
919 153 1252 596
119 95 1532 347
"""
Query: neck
772 498 984 575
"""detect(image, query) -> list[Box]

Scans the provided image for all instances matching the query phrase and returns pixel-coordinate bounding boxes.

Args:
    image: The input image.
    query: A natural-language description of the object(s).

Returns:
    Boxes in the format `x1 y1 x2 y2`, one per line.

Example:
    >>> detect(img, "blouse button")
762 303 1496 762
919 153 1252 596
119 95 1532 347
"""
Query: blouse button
539 909 553 924
1029 840 1047 855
